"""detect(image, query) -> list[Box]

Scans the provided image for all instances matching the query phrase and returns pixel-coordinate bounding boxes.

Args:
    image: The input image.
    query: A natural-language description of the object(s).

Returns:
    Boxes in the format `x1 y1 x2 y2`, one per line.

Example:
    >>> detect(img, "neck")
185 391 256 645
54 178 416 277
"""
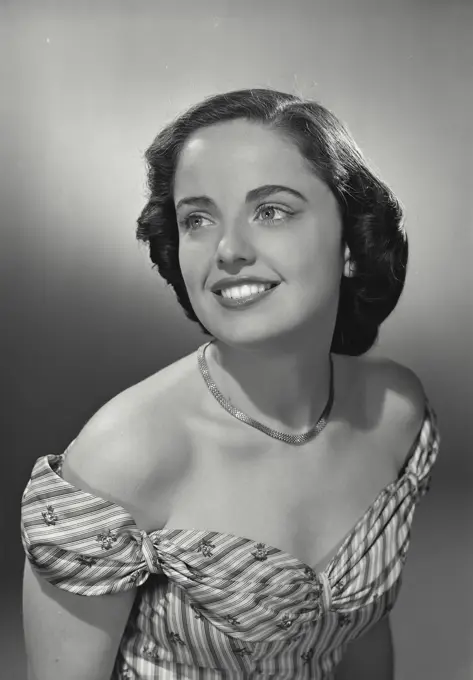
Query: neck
206 336 335 435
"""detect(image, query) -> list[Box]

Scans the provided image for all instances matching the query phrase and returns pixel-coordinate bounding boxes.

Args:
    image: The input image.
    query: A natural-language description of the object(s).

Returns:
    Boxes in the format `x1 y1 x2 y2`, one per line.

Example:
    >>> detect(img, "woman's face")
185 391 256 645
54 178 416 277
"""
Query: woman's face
173 119 346 350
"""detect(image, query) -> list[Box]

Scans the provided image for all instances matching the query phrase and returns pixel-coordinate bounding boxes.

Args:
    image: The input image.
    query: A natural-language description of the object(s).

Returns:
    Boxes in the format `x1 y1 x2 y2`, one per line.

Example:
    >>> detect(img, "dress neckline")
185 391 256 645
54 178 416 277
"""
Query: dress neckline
46 401 430 578
155 470 407 577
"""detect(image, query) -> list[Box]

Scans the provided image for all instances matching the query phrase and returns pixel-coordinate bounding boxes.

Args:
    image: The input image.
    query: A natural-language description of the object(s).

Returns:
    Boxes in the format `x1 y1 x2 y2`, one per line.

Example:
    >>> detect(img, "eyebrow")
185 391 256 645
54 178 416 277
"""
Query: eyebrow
175 184 308 212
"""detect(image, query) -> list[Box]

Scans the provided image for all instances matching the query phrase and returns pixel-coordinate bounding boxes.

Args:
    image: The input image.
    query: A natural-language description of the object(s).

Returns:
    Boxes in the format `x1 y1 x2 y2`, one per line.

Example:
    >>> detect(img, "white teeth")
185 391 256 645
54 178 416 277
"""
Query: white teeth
221 284 272 299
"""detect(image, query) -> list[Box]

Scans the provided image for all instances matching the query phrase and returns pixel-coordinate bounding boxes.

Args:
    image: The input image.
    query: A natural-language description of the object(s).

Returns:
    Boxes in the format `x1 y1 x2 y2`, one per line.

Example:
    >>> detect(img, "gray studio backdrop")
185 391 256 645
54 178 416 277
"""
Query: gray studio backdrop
1 1 471 679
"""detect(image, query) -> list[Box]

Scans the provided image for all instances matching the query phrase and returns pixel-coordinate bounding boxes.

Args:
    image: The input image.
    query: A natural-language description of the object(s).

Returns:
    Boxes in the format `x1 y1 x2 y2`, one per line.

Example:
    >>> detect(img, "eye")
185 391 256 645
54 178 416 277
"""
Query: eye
181 213 212 231
254 204 292 224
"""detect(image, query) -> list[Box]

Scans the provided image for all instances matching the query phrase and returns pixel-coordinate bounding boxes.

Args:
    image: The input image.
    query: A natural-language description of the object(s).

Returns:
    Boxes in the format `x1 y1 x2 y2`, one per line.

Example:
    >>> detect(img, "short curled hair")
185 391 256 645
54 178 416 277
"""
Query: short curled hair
136 88 408 356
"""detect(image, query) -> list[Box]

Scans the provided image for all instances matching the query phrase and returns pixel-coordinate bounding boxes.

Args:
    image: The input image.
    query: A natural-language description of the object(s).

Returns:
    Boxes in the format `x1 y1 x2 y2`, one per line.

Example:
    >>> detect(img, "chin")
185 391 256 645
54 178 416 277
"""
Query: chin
207 324 304 354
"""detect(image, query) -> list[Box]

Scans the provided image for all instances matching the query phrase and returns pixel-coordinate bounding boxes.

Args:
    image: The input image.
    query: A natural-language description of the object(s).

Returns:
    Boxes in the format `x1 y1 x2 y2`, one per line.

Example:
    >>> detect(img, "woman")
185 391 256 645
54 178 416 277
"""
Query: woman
21 88 440 680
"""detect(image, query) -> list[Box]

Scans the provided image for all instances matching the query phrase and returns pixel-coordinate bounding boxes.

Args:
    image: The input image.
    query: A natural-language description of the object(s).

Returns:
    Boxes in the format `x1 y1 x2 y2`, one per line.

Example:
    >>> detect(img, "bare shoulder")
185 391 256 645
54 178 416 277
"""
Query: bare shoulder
360 354 425 409
349 353 428 468
61 350 197 530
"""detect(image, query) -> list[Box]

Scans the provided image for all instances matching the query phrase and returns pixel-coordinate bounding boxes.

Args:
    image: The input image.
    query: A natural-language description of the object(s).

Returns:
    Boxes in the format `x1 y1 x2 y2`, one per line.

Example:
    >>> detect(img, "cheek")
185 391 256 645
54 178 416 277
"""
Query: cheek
285 245 344 307
281 227 343 279
178 245 207 299
178 241 196 273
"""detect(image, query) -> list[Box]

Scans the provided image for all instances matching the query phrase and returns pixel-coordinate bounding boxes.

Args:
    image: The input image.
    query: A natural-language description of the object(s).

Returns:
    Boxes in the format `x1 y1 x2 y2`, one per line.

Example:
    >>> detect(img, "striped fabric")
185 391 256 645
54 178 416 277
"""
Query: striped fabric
21 397 440 679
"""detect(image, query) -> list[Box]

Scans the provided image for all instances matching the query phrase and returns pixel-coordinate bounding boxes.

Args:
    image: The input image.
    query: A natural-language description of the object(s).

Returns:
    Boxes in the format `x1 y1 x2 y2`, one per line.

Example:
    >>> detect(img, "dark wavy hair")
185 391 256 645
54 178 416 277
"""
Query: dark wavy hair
136 88 408 356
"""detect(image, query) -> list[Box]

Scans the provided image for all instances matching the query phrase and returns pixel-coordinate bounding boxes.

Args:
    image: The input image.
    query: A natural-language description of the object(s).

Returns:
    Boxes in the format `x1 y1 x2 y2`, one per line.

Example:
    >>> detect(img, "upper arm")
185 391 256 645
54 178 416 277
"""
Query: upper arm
22 390 165 680
23 556 136 680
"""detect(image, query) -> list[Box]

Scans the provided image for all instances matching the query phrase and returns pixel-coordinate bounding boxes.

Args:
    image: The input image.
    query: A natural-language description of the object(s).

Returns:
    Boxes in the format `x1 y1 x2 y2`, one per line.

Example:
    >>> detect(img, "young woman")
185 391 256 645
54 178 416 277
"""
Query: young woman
21 88 440 680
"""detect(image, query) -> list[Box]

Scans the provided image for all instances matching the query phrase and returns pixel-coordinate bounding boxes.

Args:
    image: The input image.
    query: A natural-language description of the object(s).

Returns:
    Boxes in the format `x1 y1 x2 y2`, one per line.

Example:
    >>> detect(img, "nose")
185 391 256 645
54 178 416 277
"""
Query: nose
215 222 256 265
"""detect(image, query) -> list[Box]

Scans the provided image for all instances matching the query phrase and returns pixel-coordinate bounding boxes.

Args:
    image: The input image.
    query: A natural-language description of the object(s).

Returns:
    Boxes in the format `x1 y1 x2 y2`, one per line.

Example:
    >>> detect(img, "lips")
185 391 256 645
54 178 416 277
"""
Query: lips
210 278 280 294
212 283 280 309
214 282 278 297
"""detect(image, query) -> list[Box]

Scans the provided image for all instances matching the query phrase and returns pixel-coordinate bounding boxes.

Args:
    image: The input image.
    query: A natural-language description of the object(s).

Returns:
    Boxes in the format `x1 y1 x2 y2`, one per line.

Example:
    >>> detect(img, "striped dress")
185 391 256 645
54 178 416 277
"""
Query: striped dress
21 396 440 679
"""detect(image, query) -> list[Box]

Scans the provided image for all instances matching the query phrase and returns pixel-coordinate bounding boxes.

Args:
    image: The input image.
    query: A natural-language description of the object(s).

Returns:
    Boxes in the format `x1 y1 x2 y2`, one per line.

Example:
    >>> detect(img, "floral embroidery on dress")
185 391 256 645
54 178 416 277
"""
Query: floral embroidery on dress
277 613 296 629
338 613 351 627
251 543 269 561
129 569 146 584
142 643 161 660
96 529 119 550
224 614 240 626
190 603 203 619
196 539 216 557
42 505 58 526
231 645 252 657
304 566 317 582
301 648 314 664
169 632 186 645
76 555 97 567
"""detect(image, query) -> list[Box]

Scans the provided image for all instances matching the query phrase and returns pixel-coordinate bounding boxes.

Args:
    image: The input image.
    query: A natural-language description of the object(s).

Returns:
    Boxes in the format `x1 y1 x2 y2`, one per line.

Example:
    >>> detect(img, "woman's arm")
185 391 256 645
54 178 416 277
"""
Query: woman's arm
23 557 136 680
22 397 153 680
335 615 394 680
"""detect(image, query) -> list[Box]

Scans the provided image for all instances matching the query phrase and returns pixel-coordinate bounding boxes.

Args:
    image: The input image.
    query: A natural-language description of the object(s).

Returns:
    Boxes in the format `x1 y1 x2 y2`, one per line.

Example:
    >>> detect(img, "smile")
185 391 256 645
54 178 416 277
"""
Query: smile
213 283 280 309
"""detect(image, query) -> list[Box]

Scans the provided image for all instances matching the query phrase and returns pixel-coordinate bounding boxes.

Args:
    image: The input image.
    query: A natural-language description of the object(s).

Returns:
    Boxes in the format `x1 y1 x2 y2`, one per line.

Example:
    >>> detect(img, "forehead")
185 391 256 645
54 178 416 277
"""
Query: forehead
174 120 314 193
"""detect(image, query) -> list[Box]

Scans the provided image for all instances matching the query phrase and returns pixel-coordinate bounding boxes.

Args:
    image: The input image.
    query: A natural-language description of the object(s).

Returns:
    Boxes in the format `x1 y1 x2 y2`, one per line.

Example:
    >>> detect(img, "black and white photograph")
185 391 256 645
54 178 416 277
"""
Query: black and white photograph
1 1 471 678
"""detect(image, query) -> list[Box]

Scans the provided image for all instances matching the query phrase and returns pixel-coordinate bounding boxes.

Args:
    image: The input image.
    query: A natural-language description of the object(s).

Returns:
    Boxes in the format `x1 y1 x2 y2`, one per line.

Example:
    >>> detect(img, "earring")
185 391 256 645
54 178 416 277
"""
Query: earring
344 261 356 278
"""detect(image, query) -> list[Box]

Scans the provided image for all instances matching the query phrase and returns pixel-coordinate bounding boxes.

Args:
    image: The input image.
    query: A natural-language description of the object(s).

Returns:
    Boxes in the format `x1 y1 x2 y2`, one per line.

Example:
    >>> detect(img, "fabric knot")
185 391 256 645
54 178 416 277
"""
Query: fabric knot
407 471 420 493
318 572 332 610
139 529 162 574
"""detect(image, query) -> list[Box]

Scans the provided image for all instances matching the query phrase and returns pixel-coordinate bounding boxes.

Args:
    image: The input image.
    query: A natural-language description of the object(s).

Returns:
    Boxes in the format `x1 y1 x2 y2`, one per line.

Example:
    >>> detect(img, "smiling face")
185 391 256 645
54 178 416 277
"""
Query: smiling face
173 119 347 351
